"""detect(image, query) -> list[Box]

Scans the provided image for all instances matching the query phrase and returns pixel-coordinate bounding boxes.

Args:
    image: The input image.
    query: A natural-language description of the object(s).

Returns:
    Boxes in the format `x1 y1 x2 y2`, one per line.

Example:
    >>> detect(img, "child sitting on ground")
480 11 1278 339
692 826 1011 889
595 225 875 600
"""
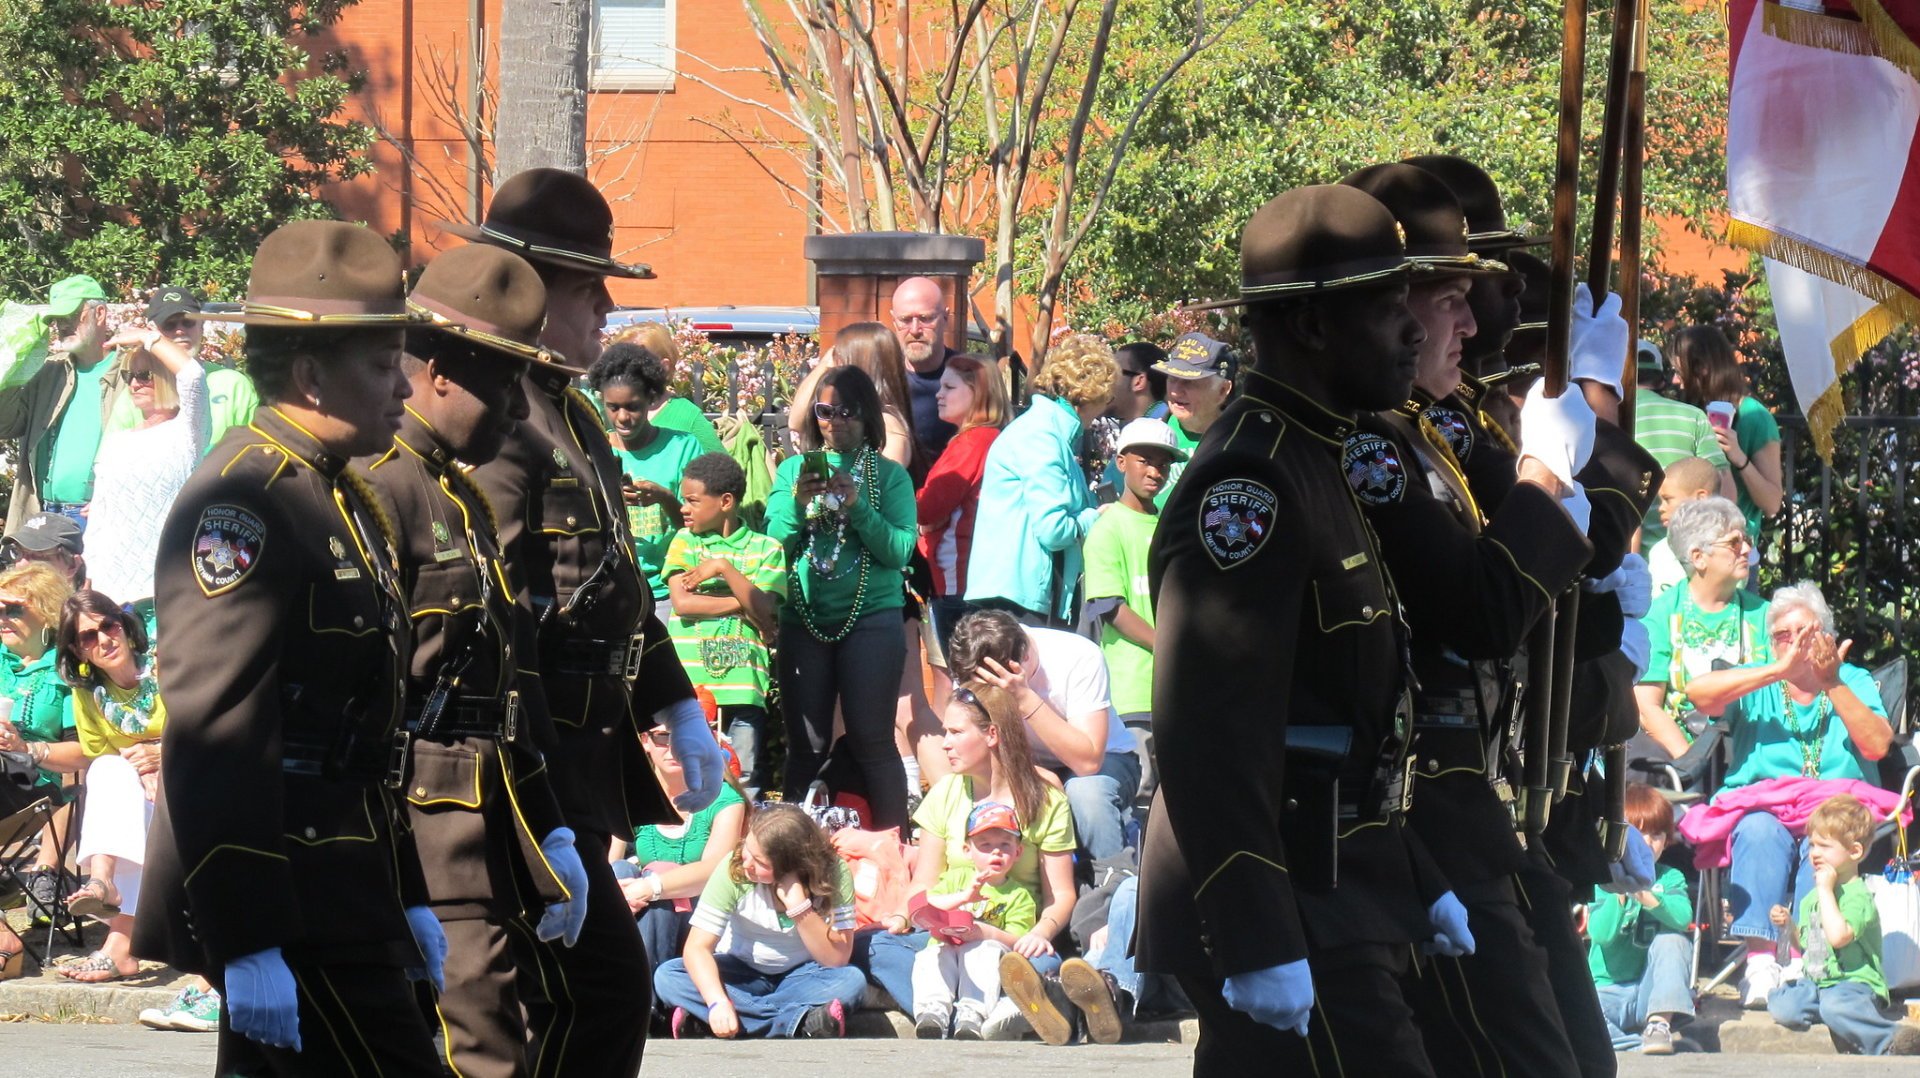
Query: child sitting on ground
662 452 786 798
1586 783 1695 1055
909 801 1039 1040
1766 793 1910 1055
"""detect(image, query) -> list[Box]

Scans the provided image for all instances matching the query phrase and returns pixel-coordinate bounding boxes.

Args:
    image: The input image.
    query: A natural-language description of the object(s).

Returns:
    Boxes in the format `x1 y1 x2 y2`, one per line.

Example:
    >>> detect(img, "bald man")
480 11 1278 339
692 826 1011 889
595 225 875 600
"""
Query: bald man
889 276 959 458
1649 455 1721 593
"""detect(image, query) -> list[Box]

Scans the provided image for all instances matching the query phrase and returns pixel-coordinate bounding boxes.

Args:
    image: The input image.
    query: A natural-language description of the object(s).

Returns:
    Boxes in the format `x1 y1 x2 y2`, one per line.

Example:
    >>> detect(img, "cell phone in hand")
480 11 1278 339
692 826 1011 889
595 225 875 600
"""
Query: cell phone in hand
801 451 830 482
1706 400 1735 431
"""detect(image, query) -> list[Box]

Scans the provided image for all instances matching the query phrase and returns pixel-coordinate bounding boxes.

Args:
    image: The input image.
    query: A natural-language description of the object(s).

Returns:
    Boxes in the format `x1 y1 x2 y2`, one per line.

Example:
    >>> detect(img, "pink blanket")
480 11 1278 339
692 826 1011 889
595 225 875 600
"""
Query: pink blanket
1676 776 1912 870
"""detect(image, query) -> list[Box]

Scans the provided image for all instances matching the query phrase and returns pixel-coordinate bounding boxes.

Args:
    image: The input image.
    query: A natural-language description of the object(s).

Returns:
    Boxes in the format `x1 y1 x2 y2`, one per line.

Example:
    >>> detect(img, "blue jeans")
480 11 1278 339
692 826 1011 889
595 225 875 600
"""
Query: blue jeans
1726 811 1815 941
653 954 868 1038
1767 978 1902 1055
854 928 1061 1012
1594 934 1697 1049
1090 876 1142 999
722 704 769 799
1059 750 1143 861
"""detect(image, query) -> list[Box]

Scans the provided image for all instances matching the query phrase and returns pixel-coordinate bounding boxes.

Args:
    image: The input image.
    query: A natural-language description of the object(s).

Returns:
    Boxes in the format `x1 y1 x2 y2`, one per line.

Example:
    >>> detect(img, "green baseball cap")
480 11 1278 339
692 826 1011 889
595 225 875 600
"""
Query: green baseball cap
47 275 107 317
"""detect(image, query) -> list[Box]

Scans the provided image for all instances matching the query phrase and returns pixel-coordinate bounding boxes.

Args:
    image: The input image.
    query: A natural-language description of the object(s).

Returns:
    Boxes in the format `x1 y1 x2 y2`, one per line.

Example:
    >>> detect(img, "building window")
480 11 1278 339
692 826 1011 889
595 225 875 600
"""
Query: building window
593 0 675 91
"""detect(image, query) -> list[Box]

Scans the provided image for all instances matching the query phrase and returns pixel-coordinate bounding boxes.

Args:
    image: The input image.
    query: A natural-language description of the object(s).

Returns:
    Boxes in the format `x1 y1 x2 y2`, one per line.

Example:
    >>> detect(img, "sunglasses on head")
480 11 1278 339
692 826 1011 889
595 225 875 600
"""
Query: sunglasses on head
812 401 861 422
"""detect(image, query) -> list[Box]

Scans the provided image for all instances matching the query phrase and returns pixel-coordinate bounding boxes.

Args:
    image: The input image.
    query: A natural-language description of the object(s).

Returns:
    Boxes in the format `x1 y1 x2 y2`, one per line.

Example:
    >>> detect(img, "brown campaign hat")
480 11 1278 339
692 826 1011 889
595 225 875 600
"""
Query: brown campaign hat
192 220 423 329
1340 162 1509 279
1184 185 1414 312
440 168 654 280
408 245 586 377
1401 154 1548 254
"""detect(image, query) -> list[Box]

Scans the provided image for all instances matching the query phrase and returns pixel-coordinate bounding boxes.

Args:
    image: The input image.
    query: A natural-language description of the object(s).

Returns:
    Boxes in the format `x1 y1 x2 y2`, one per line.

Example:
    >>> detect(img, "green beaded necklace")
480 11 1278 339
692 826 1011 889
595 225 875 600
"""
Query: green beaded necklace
1784 690 1833 778
795 448 878 644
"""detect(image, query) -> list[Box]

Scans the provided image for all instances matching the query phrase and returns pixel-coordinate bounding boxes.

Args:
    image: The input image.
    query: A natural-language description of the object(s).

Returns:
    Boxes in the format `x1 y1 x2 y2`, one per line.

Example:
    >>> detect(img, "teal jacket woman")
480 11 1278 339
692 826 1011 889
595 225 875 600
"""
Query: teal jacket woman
964 336 1117 624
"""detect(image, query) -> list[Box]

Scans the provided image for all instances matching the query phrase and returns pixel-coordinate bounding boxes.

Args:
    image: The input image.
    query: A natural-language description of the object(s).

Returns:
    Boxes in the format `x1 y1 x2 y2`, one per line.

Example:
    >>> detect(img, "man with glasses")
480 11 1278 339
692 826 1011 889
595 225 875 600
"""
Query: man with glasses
0 274 130 535
104 286 260 453
890 276 960 460
1 512 87 587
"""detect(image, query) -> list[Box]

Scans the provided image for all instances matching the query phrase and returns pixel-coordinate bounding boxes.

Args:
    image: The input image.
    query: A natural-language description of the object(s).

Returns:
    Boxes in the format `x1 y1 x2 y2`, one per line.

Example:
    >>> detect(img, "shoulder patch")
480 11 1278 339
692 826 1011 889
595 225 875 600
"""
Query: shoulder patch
193 504 266 596
1343 432 1407 505
1198 479 1277 569
1424 406 1474 463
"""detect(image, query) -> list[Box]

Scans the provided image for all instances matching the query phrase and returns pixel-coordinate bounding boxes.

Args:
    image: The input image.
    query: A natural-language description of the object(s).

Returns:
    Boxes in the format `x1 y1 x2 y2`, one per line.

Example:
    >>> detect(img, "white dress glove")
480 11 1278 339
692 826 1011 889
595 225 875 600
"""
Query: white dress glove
1569 284 1629 396
1518 380 1597 487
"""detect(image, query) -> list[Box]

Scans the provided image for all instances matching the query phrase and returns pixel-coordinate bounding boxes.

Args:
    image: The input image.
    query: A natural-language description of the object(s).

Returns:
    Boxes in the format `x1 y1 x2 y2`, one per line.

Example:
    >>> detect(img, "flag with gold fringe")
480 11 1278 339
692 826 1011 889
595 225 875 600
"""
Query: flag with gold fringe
1727 0 1920 459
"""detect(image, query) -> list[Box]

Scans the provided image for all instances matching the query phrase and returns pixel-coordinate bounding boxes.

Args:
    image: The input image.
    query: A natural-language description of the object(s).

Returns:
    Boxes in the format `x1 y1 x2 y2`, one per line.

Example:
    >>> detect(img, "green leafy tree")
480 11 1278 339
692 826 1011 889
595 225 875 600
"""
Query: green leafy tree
1064 0 1730 331
0 0 373 299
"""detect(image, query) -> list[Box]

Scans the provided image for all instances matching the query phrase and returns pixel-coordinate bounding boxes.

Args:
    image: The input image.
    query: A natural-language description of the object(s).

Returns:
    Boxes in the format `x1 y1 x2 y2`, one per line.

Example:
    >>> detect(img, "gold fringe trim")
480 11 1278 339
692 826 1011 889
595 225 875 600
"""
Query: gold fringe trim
1849 0 1920 81
1764 2 1880 57
1727 219 1920 323
1802 300 1902 462
1805 378 1847 463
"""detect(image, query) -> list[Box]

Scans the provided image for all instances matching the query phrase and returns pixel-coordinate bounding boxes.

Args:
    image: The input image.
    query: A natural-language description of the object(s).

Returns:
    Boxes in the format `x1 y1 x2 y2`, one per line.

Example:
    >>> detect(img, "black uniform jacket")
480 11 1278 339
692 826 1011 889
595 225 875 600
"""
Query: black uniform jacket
469 379 683 837
1135 369 1446 981
136 406 426 974
356 407 571 920
1354 394 1591 889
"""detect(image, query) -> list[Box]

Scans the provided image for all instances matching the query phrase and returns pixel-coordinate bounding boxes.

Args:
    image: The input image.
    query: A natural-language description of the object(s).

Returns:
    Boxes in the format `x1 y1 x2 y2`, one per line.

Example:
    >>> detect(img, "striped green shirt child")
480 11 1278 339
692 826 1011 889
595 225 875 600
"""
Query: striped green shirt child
662 524 787 707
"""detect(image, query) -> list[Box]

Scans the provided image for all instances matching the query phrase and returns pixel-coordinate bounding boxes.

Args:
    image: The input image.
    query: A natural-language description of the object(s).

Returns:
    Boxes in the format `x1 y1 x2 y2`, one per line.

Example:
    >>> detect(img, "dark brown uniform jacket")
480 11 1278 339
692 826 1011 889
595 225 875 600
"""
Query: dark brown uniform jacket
355 408 570 920
469 380 684 838
136 407 426 974
1136 370 1447 981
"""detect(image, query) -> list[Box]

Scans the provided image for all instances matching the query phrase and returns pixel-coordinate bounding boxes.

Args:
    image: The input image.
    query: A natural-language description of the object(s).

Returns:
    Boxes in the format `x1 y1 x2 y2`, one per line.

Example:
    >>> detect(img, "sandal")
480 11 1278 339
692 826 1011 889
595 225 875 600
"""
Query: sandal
66 876 121 923
55 950 137 984
0 941 23 983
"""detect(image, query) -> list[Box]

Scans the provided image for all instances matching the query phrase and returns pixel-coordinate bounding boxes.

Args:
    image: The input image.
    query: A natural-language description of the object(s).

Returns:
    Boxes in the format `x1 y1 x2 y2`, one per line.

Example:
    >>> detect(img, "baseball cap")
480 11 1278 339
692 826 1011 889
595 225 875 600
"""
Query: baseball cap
6 513 84 555
966 802 1021 838
1636 339 1664 373
1114 417 1190 462
47 275 107 318
146 286 203 324
1153 332 1238 382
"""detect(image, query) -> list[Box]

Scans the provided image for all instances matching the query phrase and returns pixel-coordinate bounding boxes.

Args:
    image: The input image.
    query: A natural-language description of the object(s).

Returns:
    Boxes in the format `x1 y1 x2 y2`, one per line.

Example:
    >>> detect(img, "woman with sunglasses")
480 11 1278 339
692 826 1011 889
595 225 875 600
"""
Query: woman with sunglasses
0 562 83 980
1675 582 1892 1009
765 365 918 830
1633 496 1773 762
616 715 748 1020
84 322 208 624
51 590 164 983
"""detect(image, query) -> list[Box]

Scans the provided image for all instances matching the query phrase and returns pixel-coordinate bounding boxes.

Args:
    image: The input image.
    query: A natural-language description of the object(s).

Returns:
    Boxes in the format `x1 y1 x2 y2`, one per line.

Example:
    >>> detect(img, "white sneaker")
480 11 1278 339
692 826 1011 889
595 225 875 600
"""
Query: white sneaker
980 996 1030 1041
1742 953 1782 1009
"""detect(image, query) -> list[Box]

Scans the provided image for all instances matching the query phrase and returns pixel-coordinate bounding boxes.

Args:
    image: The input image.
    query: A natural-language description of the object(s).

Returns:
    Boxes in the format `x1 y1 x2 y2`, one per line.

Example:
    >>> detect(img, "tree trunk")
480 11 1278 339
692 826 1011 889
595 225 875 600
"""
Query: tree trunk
495 0 591 178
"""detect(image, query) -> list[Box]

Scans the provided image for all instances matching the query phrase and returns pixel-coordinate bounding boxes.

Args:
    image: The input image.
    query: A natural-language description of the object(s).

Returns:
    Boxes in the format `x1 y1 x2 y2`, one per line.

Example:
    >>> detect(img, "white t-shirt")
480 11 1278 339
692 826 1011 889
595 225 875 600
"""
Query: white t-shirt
1023 627 1133 766
690 862 859 975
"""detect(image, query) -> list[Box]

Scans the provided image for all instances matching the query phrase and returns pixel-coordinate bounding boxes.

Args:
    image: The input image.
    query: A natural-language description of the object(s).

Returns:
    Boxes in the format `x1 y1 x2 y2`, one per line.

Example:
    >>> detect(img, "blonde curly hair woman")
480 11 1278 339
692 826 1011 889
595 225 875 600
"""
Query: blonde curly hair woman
962 334 1116 626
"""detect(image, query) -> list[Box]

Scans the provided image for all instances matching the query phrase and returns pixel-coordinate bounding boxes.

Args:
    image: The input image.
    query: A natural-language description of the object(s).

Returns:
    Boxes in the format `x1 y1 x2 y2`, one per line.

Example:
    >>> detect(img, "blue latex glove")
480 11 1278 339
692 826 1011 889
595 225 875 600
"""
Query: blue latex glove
1222 958 1314 1037
1424 891 1477 957
1587 553 1653 619
1619 618 1652 681
660 697 727 813
225 947 301 1051
1603 825 1657 894
404 905 448 994
535 827 591 947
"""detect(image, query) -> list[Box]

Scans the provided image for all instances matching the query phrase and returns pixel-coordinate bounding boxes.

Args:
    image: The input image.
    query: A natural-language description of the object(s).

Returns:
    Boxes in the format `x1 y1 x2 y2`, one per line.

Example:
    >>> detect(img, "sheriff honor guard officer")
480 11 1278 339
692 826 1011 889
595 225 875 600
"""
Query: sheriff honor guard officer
353 245 594 1077
1136 185 1469 1076
134 221 446 1075
450 169 728 1076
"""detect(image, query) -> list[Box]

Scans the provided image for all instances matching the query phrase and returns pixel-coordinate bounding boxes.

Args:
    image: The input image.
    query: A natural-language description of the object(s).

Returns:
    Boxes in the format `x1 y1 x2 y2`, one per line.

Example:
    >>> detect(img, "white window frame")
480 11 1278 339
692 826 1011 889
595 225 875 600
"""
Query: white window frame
591 0 677 92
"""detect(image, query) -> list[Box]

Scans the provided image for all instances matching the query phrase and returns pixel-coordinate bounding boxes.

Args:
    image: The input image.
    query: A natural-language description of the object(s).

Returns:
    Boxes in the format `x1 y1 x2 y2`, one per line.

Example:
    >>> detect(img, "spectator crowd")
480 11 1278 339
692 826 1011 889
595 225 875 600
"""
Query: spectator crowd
1 264 1916 1058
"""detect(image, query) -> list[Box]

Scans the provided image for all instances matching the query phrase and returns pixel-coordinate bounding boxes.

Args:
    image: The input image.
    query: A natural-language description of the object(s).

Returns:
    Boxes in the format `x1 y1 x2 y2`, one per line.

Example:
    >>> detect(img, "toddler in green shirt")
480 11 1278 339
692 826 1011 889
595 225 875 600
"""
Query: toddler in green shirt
1586 784 1696 1054
1766 794 1907 1055
908 801 1039 1039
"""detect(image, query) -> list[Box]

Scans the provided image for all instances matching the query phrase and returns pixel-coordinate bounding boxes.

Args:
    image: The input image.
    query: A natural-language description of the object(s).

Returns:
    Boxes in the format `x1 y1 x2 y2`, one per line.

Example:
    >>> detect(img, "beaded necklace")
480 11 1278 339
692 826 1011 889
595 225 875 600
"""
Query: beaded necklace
795 447 878 644
1783 690 1833 778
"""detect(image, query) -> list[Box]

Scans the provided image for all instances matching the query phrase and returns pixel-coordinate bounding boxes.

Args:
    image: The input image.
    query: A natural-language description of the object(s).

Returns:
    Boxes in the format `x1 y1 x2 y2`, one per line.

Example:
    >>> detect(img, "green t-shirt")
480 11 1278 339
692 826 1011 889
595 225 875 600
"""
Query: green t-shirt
1083 502 1158 716
1732 396 1781 539
1586 864 1693 986
1639 585 1770 719
764 449 917 629
651 395 726 456
662 525 788 707
40 360 108 503
1632 389 1728 546
0 647 74 794
1152 421 1204 510
106 363 258 454
1720 662 1885 789
1797 875 1886 1003
631 781 745 867
928 861 1039 940
913 773 1076 898
610 427 704 599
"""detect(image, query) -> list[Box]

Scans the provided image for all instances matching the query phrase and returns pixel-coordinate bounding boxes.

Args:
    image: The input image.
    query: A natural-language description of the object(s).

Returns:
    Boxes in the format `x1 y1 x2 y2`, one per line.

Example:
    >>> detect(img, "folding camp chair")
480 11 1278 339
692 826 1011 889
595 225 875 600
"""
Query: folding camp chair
0 794 73 965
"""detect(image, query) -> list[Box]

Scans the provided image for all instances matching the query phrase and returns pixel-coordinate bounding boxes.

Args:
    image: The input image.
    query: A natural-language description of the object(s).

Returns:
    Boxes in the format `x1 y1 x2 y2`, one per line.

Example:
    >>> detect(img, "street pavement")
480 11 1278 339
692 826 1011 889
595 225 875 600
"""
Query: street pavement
11 1025 1920 1076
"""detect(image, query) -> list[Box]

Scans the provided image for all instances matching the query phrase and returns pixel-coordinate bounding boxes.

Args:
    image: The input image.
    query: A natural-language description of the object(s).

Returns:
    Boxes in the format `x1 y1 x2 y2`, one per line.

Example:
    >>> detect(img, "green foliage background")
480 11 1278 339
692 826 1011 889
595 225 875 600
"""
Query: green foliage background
0 0 372 300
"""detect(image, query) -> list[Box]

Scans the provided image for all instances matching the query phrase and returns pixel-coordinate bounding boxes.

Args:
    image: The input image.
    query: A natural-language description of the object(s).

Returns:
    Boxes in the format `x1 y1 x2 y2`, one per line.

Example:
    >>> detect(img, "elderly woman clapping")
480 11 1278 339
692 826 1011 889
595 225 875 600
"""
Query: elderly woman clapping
1634 496 1771 758
1681 582 1893 1007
